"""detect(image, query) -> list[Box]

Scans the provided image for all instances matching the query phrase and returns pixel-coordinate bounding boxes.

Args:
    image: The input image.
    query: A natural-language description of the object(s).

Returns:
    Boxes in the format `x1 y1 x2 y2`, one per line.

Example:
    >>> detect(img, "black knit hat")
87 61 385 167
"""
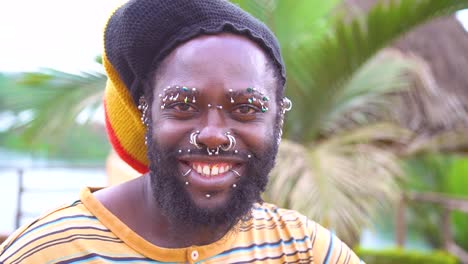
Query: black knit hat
104 0 286 103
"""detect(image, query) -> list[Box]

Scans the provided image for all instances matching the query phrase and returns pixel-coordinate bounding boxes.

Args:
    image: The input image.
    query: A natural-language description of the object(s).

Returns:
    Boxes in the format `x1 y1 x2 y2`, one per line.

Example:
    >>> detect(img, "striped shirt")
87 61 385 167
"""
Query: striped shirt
0 187 363 263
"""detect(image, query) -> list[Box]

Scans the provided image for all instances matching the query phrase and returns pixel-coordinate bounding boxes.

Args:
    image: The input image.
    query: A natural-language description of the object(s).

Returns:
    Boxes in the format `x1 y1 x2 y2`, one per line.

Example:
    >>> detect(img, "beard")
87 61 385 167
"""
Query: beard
146 134 278 231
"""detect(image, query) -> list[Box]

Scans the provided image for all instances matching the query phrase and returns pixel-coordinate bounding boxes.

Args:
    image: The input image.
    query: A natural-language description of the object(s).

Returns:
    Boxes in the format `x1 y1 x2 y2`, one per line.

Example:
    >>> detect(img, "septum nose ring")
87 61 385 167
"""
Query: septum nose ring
189 131 237 155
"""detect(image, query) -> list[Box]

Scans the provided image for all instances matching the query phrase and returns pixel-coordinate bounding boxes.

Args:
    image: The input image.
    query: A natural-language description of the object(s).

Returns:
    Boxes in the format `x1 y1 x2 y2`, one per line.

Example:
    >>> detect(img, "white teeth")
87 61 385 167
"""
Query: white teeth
202 165 210 176
219 166 226 174
211 166 219 176
196 165 203 174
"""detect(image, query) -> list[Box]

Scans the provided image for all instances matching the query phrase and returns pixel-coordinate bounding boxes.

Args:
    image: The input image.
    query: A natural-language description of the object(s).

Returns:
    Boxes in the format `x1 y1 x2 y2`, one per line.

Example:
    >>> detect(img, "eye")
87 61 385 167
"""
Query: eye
232 104 260 117
167 102 197 113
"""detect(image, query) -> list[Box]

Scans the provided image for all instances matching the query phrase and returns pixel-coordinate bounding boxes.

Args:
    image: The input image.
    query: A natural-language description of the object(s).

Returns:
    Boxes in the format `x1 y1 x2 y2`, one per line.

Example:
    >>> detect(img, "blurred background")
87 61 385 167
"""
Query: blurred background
1 0 468 263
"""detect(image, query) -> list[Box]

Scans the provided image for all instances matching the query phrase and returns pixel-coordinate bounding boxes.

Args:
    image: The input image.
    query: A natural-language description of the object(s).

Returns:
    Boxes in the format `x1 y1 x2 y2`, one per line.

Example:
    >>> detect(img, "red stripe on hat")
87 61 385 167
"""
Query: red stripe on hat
104 98 149 174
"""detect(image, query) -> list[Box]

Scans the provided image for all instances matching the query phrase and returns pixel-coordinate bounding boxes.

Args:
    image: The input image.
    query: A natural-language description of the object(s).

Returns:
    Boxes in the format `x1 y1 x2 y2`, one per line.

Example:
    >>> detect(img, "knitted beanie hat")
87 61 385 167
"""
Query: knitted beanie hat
103 0 285 173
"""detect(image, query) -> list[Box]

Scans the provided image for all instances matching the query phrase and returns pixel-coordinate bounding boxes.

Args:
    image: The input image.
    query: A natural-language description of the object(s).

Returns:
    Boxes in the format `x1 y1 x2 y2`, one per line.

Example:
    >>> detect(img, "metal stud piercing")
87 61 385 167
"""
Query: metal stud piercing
208 104 212 108
248 154 252 159
216 105 223 110
185 181 189 185
189 131 203 149
178 149 182 153
138 96 149 126
229 89 234 103
183 169 192 177
234 150 239 154
205 194 211 199
232 184 237 188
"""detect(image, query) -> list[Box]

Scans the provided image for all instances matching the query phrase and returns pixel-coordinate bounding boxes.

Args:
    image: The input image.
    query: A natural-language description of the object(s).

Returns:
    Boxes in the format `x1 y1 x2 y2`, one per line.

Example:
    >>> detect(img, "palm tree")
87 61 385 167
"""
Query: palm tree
2 0 468 244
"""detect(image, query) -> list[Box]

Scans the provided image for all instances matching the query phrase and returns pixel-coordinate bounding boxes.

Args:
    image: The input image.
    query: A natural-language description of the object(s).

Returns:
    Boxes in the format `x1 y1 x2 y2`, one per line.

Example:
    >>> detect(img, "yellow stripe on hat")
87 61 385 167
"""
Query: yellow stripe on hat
103 52 149 173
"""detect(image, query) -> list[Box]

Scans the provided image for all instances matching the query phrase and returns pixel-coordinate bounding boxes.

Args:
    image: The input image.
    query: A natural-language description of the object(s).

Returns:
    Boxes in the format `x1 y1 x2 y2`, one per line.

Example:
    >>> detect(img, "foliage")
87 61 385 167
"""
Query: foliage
356 248 459 264
401 154 468 250
0 70 108 159
233 0 468 244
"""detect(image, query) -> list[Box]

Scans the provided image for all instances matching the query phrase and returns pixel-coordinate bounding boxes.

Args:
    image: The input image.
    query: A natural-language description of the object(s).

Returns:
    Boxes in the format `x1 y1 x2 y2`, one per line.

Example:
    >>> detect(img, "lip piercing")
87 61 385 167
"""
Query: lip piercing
190 131 203 149
231 169 241 178
183 169 192 177
205 194 211 198
220 132 236 151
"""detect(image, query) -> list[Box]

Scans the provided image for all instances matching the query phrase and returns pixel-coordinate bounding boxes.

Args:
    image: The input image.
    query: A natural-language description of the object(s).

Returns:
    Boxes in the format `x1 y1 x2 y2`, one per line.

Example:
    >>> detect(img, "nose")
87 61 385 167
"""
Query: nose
197 111 230 149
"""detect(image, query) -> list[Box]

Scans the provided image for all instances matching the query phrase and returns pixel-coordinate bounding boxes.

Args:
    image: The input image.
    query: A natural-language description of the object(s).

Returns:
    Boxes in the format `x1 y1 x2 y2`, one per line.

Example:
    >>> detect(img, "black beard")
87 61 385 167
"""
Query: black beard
147 137 278 231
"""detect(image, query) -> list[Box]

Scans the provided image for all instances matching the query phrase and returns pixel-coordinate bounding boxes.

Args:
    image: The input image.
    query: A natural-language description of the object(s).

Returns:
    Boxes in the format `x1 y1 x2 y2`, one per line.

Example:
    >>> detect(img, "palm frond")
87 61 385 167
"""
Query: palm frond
283 0 468 142
0 69 106 146
267 123 411 243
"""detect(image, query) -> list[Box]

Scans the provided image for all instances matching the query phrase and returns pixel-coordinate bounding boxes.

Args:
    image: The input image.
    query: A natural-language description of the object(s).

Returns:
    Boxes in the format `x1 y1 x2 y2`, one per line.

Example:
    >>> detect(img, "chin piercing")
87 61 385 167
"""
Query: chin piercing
231 169 241 178
205 194 211 199
189 131 202 149
182 169 192 177
220 132 236 151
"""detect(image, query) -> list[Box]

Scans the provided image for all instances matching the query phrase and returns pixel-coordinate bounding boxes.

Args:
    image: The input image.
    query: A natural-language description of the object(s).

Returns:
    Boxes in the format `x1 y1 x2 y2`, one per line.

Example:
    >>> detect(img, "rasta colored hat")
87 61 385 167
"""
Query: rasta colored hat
103 0 285 174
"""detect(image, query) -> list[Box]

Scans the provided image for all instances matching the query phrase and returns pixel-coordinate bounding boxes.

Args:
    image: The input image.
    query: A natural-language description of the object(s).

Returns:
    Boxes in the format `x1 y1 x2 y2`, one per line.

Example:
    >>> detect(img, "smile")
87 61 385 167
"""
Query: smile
190 162 233 177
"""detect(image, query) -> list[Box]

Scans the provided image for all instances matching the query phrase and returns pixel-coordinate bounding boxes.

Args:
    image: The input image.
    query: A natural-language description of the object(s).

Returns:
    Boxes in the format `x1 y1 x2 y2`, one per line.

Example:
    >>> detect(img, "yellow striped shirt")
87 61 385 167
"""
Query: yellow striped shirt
0 187 363 263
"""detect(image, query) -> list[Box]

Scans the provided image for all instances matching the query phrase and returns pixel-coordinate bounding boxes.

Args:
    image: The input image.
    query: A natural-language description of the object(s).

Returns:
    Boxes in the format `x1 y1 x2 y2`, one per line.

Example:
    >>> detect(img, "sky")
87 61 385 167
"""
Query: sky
0 1 467 74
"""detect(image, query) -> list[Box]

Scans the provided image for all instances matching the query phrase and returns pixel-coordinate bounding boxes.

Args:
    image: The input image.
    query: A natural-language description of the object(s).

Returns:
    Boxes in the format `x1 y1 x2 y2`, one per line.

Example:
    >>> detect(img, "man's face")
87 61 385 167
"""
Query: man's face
147 34 280 228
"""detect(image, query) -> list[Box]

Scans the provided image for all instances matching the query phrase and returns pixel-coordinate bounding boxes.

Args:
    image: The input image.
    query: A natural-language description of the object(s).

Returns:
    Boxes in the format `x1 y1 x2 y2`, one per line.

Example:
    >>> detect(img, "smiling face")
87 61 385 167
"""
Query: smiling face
145 34 281 228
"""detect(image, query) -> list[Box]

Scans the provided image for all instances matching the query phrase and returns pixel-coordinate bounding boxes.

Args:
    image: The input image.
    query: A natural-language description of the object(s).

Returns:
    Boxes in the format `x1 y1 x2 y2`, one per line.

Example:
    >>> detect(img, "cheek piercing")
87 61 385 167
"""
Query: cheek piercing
182 169 192 177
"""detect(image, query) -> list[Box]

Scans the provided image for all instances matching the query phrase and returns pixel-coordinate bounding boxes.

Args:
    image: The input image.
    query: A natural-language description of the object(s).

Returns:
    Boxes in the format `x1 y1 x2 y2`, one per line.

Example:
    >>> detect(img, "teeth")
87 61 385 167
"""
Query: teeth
191 163 234 177
211 166 219 176
219 166 226 174
202 165 210 176
196 165 203 174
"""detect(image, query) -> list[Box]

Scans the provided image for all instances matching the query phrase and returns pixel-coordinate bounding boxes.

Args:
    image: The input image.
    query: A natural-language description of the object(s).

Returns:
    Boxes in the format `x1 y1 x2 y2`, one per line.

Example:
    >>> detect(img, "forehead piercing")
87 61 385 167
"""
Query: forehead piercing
182 169 192 177
231 169 241 178
220 132 236 151
189 131 203 149
205 194 211 199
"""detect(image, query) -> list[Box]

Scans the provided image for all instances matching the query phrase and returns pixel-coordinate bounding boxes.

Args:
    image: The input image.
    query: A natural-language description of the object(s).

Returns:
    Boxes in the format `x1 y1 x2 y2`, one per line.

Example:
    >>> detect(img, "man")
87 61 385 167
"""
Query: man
0 0 363 263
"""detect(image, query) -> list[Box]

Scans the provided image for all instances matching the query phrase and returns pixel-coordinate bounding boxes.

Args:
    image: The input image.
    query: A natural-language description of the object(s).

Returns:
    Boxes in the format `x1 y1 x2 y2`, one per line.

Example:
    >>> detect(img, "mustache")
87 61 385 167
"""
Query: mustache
156 146 256 160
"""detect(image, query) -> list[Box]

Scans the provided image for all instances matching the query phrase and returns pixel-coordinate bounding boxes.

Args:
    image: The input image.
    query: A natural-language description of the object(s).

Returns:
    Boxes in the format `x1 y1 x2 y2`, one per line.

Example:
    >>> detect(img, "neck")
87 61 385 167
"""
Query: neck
141 174 232 248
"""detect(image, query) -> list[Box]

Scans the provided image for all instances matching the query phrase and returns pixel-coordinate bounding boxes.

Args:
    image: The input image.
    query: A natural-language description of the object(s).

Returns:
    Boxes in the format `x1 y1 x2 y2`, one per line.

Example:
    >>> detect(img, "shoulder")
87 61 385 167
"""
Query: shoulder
249 203 364 264
0 199 113 264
